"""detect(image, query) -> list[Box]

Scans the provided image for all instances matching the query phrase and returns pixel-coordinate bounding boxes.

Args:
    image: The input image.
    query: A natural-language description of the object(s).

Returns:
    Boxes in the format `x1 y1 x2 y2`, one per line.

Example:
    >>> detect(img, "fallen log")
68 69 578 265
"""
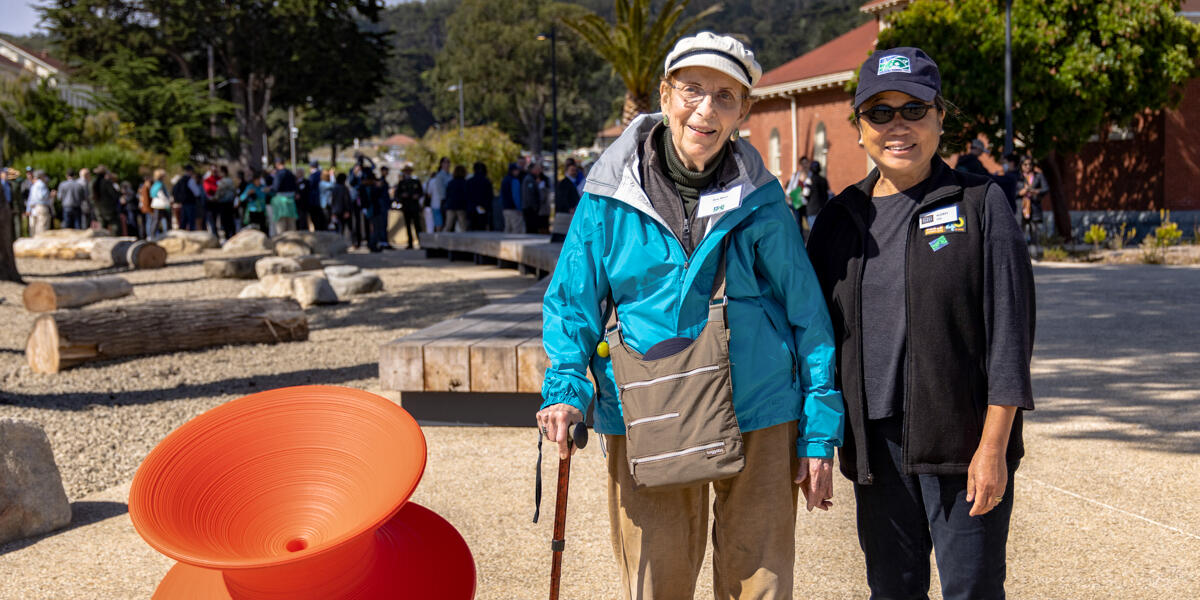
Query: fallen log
25 298 308 374
203 254 265 279
22 277 133 312
13 236 97 260
89 238 167 269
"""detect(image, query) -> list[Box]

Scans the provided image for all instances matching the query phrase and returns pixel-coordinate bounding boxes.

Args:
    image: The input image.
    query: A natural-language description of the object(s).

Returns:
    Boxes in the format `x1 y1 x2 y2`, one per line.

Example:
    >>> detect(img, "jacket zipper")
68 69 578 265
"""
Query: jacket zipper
853 204 874 485
627 412 681 427
630 441 726 465
619 365 720 391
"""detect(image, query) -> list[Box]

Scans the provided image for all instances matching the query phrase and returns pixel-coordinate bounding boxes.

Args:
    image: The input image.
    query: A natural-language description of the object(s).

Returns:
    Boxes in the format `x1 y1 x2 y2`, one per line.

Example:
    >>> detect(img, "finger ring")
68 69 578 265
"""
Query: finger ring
541 426 548 436
993 496 1004 503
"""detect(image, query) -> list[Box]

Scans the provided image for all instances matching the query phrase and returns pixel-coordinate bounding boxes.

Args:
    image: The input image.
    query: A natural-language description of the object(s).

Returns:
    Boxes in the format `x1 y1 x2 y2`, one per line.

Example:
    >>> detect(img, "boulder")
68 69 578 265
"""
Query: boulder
0 418 72 545
272 231 350 258
329 271 384 298
222 229 273 253
239 273 337 308
204 254 266 279
291 275 338 308
322 264 361 279
254 256 322 279
158 230 220 255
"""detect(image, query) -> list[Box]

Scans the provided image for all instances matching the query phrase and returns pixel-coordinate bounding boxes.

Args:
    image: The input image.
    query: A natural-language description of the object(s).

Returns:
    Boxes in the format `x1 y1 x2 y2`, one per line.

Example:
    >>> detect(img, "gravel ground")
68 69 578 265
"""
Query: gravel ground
1 259 1198 599
0 247 532 500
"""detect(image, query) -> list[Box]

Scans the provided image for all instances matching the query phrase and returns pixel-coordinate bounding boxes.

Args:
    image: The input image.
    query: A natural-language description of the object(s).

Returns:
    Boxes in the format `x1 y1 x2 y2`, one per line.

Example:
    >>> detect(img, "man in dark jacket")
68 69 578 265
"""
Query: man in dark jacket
306 160 326 231
91 166 122 234
551 162 581 242
464 162 492 232
394 165 423 248
171 166 196 230
500 162 523 233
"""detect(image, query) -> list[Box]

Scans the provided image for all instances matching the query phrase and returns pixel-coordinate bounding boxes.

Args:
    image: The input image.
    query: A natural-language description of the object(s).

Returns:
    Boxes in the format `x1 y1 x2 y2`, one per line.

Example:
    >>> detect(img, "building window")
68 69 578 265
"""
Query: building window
813 122 828 172
769 128 781 176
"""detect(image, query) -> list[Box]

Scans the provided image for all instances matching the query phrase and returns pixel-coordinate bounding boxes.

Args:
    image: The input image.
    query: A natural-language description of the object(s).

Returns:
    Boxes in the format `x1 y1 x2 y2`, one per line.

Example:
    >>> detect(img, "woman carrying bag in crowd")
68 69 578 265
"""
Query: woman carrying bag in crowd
806 47 1035 600
534 32 843 599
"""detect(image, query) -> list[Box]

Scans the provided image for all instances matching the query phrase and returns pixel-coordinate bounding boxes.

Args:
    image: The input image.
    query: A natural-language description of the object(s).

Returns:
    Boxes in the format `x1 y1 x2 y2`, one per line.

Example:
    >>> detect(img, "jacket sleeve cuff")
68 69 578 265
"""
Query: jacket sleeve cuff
539 372 592 415
797 440 835 459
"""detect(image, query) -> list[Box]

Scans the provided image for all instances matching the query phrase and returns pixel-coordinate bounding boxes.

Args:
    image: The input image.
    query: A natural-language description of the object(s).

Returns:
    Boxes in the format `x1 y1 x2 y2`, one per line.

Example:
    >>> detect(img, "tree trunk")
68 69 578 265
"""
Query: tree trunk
23 277 133 312
0 194 20 283
25 298 308 374
621 91 651 126
89 238 167 269
1042 151 1074 242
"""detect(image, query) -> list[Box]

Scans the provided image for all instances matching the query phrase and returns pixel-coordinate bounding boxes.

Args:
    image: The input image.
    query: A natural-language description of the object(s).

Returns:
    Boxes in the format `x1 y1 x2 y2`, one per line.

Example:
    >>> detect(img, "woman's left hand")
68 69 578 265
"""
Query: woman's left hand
965 446 1008 517
795 457 834 512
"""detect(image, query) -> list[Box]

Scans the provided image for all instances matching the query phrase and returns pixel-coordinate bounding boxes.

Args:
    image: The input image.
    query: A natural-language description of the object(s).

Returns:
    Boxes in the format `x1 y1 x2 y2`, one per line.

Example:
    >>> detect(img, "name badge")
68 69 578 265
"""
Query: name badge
919 204 959 229
696 185 743 219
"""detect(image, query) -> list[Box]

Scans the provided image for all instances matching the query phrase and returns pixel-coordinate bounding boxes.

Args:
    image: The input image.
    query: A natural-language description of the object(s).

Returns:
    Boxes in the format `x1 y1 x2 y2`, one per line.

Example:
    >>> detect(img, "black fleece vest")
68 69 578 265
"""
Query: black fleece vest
807 157 1024 484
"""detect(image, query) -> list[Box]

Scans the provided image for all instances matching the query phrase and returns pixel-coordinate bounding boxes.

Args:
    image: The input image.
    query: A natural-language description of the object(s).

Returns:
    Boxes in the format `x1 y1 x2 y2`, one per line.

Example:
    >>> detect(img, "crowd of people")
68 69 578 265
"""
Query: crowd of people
1 152 590 251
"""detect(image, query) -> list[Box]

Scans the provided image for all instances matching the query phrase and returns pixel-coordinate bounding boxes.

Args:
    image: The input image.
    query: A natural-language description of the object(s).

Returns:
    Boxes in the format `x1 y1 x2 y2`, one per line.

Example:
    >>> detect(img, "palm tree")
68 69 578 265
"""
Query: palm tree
563 0 721 125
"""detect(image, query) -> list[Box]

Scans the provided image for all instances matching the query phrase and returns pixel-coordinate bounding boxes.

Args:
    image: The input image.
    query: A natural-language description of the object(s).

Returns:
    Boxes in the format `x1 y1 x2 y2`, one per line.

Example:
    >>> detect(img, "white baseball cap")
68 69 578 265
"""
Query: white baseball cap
664 32 762 90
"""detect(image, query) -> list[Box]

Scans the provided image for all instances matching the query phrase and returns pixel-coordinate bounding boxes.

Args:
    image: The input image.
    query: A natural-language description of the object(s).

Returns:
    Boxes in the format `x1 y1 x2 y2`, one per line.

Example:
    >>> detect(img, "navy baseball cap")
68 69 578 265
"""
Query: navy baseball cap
854 47 941 109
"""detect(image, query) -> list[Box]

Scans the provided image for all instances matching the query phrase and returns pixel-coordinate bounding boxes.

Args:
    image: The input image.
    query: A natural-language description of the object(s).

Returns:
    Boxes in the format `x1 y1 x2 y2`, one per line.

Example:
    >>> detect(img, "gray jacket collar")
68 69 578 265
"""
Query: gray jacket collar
583 113 777 235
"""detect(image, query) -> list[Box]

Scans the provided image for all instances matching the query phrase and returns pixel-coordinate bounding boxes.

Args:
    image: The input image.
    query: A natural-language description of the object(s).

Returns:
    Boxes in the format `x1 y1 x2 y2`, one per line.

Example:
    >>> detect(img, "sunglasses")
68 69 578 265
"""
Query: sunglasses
857 102 937 125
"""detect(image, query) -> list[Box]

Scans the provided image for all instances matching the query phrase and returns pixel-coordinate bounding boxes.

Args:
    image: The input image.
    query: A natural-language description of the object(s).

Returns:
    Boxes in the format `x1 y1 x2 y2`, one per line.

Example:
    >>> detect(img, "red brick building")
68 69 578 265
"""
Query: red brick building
743 0 1200 220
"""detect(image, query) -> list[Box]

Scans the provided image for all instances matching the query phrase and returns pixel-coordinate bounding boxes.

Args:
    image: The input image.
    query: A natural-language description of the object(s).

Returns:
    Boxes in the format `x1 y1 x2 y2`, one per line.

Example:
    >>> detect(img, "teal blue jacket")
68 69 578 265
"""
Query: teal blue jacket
539 115 844 458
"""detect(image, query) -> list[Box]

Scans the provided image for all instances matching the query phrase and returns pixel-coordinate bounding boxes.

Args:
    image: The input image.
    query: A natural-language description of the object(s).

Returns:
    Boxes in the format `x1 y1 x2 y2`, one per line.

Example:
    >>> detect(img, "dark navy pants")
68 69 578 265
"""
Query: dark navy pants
853 415 1013 600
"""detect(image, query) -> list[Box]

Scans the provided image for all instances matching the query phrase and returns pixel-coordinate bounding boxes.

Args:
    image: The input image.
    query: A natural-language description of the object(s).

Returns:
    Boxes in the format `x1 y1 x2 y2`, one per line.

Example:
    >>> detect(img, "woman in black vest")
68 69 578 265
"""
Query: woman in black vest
806 47 1035 600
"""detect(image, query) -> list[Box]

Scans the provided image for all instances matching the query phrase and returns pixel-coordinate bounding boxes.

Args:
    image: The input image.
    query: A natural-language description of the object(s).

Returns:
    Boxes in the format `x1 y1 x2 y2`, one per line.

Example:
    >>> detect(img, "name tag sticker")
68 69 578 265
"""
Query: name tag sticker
919 205 959 229
696 185 743 219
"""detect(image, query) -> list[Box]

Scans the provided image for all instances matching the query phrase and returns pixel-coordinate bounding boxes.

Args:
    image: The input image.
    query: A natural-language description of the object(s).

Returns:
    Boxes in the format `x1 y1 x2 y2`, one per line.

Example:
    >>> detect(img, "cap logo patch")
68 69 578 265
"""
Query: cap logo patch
878 55 911 75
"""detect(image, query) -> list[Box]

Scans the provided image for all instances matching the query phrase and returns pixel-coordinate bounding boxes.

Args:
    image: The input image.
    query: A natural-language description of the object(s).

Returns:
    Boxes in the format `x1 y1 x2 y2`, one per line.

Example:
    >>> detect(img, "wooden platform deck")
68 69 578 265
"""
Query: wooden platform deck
380 233 564 395
420 232 560 276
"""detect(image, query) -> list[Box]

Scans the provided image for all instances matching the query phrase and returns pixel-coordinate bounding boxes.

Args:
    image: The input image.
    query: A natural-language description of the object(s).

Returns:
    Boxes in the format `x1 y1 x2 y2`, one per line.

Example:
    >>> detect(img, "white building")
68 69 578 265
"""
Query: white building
0 37 94 109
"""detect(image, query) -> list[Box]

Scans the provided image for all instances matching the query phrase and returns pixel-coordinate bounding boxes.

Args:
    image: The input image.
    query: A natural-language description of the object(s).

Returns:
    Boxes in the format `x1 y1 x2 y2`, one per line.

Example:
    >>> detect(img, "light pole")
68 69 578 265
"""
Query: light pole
1004 0 1014 157
447 79 464 136
538 27 559 185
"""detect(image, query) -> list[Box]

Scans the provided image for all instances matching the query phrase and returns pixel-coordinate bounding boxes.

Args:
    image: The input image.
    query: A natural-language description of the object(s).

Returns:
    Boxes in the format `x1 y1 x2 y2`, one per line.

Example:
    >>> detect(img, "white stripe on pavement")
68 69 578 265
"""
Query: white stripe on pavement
1017 473 1200 541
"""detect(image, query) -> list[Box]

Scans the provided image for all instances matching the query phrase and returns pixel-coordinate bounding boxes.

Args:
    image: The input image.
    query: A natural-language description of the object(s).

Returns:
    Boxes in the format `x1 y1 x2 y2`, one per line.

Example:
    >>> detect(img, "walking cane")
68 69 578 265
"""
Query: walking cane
534 421 588 600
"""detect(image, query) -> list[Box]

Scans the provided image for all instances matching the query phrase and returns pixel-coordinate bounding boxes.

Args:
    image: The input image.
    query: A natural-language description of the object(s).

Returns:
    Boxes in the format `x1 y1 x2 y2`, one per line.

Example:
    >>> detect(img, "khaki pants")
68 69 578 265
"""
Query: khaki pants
29 205 51 236
502 209 525 233
607 421 800 600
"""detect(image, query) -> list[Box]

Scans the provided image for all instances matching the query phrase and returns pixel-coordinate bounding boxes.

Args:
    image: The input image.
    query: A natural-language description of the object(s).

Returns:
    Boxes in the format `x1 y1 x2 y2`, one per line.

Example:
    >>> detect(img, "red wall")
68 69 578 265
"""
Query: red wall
745 89 867 195
1164 78 1200 211
1060 112 1165 212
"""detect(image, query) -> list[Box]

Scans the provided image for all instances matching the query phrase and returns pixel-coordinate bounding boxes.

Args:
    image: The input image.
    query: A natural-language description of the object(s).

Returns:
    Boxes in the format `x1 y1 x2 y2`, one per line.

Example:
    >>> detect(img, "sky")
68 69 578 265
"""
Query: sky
0 0 42 36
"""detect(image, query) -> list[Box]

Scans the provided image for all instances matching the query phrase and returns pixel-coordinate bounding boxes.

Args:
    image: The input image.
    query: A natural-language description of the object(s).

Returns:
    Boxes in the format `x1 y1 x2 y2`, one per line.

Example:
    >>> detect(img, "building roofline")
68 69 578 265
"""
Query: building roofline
752 70 856 99
860 0 908 14
0 38 67 75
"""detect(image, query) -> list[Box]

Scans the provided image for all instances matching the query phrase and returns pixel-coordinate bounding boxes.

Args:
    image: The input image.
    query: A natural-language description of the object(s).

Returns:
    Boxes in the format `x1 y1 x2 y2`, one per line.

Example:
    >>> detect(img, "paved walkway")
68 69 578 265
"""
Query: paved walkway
1 263 1197 598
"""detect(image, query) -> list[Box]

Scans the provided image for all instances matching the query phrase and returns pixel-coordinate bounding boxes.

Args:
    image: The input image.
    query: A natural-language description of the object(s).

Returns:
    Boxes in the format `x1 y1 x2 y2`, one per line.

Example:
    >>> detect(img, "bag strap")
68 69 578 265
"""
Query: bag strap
605 236 731 342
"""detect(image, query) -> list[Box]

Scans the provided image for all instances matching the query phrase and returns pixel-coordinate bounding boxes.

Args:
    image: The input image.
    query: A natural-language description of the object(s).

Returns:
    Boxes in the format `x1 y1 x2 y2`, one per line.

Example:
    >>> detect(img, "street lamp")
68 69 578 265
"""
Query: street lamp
1004 0 1014 156
537 27 559 185
447 79 464 136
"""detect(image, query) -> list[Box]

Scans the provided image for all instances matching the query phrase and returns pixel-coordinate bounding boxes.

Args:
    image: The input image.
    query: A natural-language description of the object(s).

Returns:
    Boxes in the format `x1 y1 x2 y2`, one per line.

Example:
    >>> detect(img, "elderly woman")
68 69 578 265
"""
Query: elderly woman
535 32 843 598
806 48 1035 599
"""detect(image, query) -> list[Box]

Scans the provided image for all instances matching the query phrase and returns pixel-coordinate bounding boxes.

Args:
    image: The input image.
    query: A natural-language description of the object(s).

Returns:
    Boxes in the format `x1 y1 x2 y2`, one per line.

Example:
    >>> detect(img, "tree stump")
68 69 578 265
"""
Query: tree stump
22 277 134 312
25 298 308 374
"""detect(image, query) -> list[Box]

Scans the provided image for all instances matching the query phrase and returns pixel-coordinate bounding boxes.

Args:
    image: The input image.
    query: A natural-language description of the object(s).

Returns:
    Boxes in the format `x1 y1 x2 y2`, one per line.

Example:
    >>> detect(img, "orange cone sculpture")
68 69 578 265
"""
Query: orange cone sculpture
129 385 476 599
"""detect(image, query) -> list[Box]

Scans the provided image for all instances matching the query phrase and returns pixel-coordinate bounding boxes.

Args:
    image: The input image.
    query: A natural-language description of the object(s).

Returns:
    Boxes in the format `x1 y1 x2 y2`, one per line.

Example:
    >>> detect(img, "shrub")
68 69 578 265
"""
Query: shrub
1041 246 1069 261
1083 224 1108 250
1112 222 1137 250
406 124 521 195
1140 210 1182 264
13 144 165 187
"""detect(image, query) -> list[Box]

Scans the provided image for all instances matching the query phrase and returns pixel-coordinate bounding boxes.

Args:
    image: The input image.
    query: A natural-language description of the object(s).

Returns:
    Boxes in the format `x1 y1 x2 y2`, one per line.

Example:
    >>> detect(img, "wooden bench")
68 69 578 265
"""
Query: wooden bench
419 232 560 277
380 233 566 397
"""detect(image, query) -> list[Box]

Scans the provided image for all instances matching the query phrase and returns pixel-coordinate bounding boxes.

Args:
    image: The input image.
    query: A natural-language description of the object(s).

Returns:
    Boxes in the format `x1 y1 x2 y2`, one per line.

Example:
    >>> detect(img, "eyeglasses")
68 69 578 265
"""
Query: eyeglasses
666 81 746 112
856 102 937 125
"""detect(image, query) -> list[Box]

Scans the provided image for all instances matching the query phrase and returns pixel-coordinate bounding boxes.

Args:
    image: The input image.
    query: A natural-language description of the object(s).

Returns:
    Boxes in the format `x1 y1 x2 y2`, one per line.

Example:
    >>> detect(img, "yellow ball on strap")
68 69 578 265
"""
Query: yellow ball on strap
596 341 610 358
